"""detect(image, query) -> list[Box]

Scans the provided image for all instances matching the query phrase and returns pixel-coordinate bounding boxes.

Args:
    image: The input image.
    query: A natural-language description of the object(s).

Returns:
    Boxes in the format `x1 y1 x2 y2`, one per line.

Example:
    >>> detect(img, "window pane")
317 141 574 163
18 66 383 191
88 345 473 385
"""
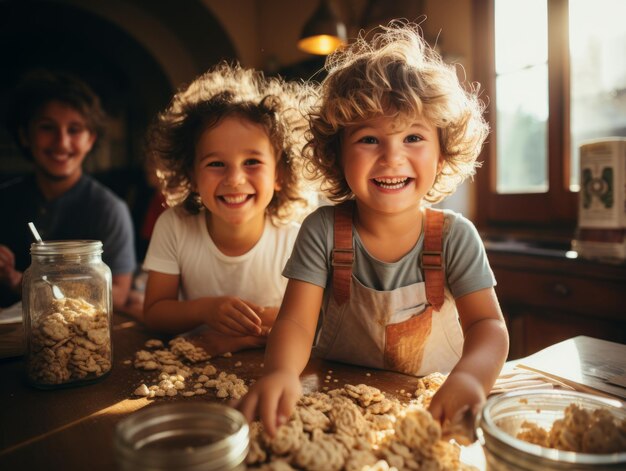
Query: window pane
496 65 549 193
495 0 547 74
495 0 548 194
569 0 626 190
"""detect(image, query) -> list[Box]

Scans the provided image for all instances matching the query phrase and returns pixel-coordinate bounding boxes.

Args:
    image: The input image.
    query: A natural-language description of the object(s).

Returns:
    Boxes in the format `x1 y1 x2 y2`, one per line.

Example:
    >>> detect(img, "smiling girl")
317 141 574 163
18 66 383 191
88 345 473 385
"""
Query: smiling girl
238 22 509 436
142 63 316 354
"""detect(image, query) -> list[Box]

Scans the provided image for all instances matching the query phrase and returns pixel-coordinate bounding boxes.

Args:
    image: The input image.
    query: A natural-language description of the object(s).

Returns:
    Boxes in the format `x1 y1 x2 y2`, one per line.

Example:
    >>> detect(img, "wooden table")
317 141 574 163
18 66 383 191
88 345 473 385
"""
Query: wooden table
0 314 452 470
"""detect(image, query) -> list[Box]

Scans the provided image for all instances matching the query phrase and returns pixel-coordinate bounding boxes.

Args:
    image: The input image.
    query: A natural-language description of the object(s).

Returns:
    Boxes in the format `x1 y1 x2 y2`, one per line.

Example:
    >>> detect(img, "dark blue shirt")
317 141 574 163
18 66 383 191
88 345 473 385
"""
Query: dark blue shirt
0 174 136 306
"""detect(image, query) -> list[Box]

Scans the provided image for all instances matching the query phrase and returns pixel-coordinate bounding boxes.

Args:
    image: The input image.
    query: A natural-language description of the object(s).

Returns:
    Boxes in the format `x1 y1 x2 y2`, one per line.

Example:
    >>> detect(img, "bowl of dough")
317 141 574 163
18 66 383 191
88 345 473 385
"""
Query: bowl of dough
476 389 626 470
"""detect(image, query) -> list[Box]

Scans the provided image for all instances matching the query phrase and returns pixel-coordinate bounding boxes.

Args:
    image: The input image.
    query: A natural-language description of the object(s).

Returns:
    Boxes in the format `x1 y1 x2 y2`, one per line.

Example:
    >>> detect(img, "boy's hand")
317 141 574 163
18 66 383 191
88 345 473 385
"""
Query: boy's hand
236 370 302 437
428 370 485 425
206 296 263 336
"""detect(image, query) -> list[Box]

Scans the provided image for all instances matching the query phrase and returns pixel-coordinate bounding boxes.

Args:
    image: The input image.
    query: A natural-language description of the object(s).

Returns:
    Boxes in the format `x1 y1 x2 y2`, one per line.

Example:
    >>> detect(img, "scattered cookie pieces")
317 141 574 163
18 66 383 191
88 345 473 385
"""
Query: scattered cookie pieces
247 380 477 470
144 339 164 349
127 339 472 470
130 336 247 400
413 371 448 409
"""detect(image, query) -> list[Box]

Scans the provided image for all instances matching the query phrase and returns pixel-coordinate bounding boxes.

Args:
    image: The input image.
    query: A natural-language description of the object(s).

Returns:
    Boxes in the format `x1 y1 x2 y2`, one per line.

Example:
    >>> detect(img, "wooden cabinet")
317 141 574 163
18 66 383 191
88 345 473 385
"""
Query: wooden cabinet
485 246 626 359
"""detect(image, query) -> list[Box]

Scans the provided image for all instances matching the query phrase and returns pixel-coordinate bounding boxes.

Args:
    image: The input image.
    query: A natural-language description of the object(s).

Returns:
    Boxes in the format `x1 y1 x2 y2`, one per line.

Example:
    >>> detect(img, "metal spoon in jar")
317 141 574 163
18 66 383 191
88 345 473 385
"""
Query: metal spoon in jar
27 222 65 300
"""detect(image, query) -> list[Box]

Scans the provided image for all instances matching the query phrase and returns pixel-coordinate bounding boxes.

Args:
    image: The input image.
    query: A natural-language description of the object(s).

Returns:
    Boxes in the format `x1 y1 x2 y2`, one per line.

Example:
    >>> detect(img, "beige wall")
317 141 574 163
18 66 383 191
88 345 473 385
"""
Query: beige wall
202 0 260 68
207 0 474 76
52 0 476 93
46 0 476 87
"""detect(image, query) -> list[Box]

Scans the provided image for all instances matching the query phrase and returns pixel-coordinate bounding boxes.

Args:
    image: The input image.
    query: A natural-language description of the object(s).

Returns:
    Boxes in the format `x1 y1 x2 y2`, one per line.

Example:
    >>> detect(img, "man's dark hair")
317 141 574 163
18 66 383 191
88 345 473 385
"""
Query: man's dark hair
5 70 106 159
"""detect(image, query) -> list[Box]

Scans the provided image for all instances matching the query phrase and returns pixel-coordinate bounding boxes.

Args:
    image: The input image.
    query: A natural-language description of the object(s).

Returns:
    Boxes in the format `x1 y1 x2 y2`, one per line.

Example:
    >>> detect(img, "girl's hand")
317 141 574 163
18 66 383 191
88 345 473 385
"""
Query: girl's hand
258 306 279 327
188 328 267 356
206 296 264 336
236 370 302 437
428 371 485 425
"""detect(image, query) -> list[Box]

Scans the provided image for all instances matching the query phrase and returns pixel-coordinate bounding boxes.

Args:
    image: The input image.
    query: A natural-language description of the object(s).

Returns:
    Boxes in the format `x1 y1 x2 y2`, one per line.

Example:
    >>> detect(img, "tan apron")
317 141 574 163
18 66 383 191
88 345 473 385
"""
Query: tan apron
313 201 464 376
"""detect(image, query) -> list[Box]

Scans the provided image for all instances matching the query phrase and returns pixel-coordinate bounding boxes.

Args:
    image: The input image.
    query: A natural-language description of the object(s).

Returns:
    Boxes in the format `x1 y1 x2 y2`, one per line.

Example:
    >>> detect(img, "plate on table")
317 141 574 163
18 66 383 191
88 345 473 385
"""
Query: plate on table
0 302 22 325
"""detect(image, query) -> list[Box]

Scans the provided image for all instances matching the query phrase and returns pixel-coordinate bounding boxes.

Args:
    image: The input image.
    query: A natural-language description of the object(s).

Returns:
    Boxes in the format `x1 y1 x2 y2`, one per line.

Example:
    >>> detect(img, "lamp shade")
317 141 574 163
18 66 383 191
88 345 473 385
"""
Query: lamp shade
297 0 347 55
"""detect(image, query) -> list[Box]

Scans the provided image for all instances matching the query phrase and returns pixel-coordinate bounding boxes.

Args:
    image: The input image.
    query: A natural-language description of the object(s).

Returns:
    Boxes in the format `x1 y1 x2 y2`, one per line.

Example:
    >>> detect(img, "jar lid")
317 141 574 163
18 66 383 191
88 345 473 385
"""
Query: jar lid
115 403 249 471
30 240 103 255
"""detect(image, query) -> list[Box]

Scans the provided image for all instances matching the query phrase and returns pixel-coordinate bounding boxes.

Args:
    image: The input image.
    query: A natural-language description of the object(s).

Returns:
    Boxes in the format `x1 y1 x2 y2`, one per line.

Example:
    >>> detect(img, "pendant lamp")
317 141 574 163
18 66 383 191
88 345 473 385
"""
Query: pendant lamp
297 0 347 55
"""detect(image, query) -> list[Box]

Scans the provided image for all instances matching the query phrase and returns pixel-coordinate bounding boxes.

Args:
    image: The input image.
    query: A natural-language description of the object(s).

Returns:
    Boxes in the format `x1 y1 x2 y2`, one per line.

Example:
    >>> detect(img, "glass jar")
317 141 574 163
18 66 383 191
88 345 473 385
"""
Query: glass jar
476 389 626 470
115 403 250 471
22 240 113 388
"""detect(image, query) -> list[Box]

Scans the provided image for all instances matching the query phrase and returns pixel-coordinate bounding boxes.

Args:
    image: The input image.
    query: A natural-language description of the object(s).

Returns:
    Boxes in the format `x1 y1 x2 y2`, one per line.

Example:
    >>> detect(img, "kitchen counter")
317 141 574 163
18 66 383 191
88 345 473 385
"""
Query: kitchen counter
483 238 626 358
2 305 625 470
0 313 486 470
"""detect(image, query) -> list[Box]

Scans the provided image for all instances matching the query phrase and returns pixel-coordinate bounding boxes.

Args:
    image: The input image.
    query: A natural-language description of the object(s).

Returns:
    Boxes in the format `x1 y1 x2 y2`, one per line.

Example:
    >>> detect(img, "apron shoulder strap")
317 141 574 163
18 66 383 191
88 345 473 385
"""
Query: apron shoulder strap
332 204 445 309
421 208 445 311
332 200 354 305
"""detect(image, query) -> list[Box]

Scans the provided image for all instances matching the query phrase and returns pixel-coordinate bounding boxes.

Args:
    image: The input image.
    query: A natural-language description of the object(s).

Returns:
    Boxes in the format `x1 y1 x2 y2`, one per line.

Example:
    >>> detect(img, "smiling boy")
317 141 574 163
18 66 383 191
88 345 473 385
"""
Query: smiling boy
0 71 136 309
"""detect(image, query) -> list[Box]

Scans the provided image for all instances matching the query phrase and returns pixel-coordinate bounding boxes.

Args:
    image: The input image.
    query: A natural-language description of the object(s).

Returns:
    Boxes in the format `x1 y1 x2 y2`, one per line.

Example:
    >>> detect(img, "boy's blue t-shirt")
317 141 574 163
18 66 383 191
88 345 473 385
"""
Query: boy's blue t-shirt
0 174 136 299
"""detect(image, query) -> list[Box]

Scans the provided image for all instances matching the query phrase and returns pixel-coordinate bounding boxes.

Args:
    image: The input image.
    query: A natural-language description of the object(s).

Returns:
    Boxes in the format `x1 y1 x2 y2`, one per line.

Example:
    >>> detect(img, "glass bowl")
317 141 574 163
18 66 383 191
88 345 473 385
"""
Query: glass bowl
115 403 249 471
476 389 626 470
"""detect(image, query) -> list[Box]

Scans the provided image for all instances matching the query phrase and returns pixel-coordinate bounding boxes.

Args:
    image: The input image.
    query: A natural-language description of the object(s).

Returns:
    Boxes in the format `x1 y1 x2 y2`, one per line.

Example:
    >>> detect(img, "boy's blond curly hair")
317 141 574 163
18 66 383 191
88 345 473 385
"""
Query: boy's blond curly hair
305 21 489 204
147 62 318 224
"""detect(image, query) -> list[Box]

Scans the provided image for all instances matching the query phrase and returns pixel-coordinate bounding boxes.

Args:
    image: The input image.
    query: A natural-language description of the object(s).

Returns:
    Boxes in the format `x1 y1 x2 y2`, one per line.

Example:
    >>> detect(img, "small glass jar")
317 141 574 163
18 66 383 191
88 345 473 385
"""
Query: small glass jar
22 240 113 388
115 403 250 471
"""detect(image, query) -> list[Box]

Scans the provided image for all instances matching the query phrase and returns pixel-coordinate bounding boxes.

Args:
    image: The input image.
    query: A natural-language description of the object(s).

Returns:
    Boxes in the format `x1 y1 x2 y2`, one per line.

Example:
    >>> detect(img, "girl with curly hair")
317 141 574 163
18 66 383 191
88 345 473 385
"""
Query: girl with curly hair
142 63 317 355
239 22 509 436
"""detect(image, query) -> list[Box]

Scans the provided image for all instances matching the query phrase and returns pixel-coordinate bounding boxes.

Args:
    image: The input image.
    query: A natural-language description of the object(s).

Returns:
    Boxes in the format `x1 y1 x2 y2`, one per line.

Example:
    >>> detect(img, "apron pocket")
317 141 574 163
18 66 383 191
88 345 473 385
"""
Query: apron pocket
387 303 426 325
384 307 433 375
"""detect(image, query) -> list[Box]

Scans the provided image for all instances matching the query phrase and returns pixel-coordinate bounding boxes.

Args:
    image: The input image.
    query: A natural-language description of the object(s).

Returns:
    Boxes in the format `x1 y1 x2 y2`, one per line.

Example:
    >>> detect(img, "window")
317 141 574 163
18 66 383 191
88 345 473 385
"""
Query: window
473 0 626 229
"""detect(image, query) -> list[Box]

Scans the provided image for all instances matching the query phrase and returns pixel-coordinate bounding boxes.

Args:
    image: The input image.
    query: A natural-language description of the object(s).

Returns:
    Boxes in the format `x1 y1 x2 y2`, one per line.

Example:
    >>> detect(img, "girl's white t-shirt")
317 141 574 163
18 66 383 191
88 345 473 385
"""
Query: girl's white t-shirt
143 207 300 308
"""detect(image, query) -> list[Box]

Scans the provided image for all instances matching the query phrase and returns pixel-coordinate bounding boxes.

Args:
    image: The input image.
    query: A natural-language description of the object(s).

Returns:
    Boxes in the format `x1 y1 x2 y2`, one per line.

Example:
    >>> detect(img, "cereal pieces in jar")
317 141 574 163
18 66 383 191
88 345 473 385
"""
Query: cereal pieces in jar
26 297 111 387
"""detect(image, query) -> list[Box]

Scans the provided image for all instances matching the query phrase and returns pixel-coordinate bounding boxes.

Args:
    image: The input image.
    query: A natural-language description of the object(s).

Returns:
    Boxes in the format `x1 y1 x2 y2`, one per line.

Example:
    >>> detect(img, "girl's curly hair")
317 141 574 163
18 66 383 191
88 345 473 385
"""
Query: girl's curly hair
305 20 489 204
147 62 318 224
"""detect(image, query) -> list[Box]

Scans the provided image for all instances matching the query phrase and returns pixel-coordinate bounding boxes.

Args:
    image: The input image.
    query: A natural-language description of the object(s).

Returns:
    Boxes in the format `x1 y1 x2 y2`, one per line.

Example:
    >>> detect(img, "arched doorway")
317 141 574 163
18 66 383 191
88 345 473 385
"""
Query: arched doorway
0 0 237 173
